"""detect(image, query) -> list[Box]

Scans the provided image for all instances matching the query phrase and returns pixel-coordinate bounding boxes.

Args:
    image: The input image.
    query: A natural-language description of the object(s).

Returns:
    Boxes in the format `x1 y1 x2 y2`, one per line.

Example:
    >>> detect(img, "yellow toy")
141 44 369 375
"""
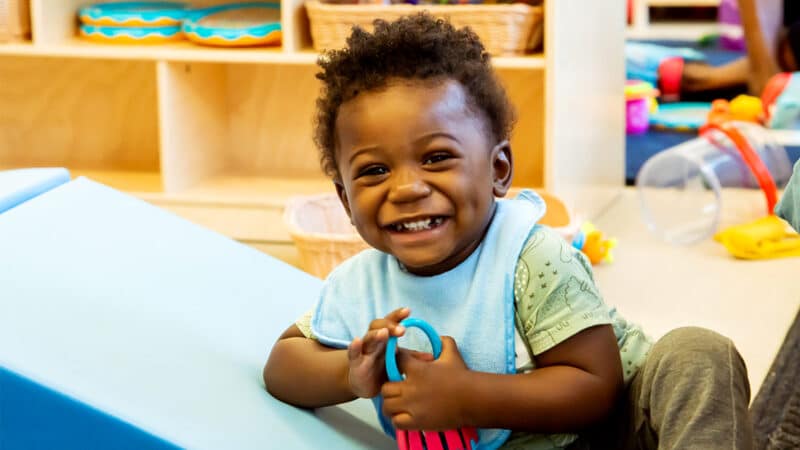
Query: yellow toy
714 215 800 259
707 95 764 125
571 222 617 265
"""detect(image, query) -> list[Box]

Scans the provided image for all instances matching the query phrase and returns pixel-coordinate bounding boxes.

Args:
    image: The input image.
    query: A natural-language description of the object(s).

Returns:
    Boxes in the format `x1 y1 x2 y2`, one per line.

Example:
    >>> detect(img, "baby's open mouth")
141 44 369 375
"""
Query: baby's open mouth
387 216 446 232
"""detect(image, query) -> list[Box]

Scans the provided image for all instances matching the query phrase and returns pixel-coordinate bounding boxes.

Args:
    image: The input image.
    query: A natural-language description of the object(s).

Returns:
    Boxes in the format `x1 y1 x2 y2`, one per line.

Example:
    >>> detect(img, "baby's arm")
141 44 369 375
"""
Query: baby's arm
381 325 621 432
263 308 414 408
462 324 622 431
264 323 352 408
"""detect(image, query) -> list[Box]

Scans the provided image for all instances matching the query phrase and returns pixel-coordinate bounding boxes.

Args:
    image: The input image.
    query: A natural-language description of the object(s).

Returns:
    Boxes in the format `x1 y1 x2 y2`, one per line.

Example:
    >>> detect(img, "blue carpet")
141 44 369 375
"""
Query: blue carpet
625 40 800 185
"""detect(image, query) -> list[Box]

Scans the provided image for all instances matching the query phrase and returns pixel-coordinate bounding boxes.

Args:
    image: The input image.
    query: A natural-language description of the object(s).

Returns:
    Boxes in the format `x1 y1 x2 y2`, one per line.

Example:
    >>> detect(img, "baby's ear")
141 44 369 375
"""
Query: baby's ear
334 180 354 224
491 140 513 197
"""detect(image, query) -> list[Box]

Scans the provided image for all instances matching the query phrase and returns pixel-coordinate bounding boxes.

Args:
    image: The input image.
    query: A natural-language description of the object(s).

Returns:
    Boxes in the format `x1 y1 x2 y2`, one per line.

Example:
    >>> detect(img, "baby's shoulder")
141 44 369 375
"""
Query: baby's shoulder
519 225 572 261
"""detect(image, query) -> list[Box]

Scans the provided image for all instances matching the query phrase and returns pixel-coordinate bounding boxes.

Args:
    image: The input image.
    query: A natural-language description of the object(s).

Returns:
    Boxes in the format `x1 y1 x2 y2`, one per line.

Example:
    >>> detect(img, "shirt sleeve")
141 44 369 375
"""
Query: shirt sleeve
775 159 800 232
514 225 613 355
295 308 317 340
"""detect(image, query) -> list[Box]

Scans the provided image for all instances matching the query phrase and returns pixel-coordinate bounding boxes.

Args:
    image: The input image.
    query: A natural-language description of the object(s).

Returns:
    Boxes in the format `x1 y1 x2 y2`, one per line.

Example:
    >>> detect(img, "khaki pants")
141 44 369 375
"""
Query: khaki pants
571 327 755 450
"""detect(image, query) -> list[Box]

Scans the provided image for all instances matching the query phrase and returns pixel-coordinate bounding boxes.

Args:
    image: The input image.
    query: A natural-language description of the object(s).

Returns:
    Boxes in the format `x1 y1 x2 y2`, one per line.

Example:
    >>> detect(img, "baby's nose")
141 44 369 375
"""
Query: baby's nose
388 178 431 203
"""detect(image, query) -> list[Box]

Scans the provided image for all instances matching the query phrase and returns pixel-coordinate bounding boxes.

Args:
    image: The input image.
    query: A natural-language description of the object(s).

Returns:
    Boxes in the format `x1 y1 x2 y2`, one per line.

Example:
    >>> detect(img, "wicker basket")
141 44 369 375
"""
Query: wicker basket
284 193 370 279
0 0 30 42
305 0 543 56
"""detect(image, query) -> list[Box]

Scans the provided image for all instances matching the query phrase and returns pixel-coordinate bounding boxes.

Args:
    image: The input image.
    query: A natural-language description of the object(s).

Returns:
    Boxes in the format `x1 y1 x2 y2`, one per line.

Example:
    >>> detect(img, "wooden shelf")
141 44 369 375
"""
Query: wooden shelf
72 169 164 194
153 174 335 207
646 0 719 6
0 0 626 261
0 40 544 69
0 166 164 194
626 22 720 40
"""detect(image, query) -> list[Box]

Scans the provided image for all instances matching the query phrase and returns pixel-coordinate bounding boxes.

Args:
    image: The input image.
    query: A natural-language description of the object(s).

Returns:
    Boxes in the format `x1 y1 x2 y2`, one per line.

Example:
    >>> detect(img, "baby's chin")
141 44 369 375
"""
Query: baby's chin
393 253 460 277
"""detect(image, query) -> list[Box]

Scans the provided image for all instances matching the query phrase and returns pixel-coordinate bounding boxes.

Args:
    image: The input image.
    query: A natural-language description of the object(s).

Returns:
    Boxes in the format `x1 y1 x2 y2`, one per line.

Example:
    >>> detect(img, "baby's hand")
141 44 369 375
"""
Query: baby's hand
381 336 470 430
347 307 412 398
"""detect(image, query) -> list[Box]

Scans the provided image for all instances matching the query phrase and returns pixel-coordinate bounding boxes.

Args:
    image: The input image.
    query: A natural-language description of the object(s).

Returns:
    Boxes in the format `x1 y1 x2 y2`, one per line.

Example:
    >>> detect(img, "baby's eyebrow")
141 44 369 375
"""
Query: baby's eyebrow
413 132 460 145
348 146 380 164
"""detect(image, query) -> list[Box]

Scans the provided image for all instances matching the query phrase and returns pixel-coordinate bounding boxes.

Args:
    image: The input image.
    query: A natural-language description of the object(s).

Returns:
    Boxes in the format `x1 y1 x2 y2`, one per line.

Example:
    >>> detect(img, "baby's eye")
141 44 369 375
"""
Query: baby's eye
423 152 452 165
356 165 388 178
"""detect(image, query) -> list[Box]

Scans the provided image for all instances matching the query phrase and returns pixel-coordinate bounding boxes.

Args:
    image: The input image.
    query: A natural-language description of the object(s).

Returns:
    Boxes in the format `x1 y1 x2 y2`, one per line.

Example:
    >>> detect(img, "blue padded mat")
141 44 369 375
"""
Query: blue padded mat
0 167 70 213
0 177 394 450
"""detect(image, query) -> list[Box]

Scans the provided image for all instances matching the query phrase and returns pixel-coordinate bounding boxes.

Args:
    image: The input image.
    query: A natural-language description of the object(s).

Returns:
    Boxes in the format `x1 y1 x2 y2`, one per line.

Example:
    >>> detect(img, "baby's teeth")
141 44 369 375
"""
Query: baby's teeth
391 217 443 232
403 218 431 231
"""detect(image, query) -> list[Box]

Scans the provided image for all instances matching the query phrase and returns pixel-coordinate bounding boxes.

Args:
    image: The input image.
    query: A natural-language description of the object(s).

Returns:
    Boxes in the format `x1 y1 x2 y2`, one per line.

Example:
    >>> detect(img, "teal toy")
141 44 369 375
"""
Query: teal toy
385 318 479 450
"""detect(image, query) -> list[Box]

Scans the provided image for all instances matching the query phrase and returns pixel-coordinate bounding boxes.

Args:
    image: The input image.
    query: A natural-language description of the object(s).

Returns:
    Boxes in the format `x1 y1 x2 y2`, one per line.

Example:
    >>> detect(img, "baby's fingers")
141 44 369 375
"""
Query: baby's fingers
347 336 364 361
368 307 411 337
361 327 389 355
384 307 411 323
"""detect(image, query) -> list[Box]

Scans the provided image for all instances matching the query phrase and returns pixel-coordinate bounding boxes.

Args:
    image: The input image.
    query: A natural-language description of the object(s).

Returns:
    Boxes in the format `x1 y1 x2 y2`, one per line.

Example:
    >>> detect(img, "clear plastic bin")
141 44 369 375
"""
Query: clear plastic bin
636 122 793 244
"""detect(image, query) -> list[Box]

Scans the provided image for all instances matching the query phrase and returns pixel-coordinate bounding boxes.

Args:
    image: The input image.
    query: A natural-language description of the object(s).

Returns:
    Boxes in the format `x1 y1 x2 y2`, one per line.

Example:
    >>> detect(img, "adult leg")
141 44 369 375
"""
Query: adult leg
678 0 787 96
738 0 784 94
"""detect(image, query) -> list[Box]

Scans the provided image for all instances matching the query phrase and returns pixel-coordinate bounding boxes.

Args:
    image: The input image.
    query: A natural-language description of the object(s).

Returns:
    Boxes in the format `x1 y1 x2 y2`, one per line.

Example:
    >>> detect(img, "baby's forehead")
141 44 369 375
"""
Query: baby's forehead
336 78 489 129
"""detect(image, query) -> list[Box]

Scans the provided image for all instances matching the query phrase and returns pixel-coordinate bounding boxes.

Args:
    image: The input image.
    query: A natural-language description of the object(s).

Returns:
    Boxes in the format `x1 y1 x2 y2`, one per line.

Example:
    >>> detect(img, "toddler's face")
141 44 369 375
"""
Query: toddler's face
333 79 511 275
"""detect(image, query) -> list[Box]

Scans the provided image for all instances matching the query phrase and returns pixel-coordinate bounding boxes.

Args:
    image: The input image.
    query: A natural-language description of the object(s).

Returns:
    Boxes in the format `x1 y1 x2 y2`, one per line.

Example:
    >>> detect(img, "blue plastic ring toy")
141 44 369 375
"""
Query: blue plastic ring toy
385 318 442 383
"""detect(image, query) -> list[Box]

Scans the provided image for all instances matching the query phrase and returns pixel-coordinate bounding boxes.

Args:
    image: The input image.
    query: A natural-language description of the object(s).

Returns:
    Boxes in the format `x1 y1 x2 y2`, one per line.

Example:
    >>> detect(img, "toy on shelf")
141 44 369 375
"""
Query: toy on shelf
76 1 283 48
79 24 184 44
78 2 188 27
77 2 188 44
571 222 616 265
183 2 281 47
625 80 659 135
385 318 479 450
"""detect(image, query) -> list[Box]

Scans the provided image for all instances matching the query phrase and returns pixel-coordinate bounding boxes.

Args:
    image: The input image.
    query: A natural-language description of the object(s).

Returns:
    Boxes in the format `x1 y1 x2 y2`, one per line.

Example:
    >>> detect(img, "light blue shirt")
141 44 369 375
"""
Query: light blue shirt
311 191 547 450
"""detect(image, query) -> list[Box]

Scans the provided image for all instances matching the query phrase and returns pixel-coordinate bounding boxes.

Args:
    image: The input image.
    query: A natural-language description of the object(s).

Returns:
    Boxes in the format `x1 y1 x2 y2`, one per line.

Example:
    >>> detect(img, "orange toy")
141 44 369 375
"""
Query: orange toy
571 222 616 265
706 95 764 125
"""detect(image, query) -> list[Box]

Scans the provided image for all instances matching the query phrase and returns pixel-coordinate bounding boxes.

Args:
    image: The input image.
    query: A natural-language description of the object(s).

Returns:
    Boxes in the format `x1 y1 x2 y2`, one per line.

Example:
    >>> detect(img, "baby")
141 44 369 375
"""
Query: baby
265 14 754 449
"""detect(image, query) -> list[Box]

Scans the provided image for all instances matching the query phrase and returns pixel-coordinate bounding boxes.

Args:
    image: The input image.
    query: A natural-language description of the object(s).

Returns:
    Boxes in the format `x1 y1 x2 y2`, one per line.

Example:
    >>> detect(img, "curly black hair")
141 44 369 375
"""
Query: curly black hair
314 12 516 179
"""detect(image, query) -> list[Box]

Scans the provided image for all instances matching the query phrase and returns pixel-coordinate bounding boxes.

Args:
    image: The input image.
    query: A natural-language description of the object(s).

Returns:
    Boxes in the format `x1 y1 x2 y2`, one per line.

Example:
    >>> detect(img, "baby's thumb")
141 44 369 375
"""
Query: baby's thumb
439 336 461 358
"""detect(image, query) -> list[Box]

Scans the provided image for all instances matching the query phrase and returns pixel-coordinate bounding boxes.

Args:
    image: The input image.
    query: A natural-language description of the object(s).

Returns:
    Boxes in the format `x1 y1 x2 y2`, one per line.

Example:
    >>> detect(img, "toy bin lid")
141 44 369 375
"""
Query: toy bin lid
183 2 281 47
78 2 189 27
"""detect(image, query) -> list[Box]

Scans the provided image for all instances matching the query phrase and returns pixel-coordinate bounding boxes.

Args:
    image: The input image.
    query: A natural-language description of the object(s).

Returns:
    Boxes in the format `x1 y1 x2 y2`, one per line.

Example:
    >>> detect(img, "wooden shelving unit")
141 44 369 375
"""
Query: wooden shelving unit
0 0 624 266
628 0 721 40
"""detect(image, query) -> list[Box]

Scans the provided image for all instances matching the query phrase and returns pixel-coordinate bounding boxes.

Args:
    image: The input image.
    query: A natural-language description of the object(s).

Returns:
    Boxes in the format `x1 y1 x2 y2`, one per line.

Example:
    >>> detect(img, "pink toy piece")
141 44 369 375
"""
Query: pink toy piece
443 429 466 449
397 429 409 449
461 427 479 448
422 431 445 450
408 430 425 450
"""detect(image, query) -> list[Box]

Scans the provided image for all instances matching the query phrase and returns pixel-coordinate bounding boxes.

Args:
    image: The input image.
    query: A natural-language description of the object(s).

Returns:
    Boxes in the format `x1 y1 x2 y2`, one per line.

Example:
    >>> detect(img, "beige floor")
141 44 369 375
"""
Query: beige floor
592 188 800 397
